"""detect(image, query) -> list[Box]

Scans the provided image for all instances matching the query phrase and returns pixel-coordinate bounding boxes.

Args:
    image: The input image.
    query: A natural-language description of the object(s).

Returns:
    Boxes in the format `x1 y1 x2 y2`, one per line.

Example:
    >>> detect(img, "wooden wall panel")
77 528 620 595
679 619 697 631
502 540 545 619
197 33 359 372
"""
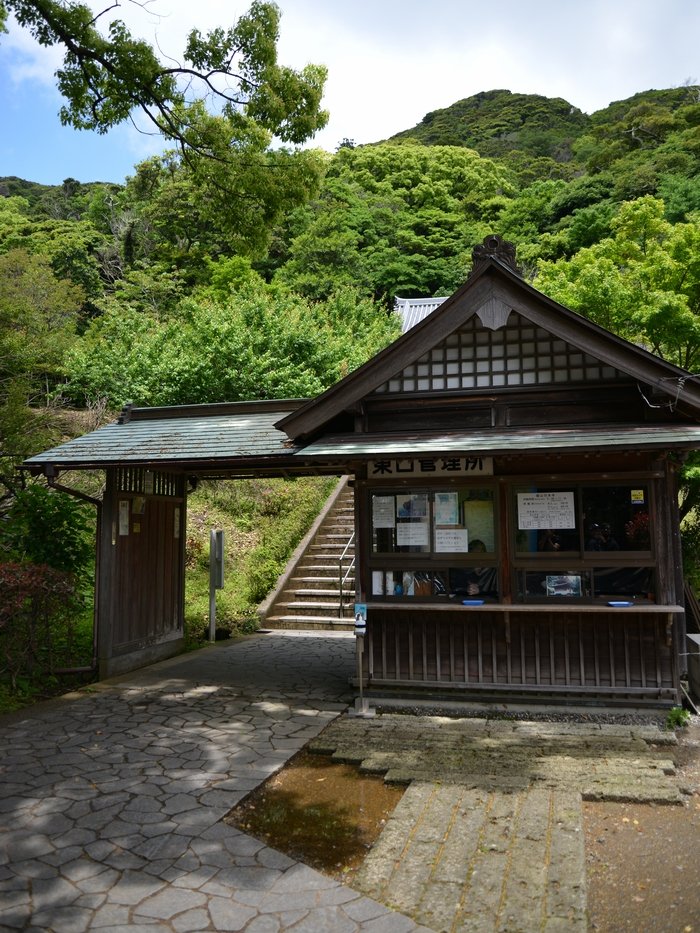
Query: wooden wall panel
367 609 677 702
97 470 185 671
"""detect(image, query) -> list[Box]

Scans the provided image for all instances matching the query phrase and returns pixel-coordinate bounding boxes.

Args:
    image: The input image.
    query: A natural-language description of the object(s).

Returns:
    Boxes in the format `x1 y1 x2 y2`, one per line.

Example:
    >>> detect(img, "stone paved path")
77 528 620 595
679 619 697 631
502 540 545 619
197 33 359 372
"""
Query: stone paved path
0 632 682 933
0 633 428 933
309 713 681 933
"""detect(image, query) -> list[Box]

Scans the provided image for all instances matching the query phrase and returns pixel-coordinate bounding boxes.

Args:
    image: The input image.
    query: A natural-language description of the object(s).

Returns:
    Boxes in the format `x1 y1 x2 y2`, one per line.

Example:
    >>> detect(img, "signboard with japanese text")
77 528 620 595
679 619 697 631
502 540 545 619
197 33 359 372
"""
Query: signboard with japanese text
396 523 430 546
517 491 576 530
435 528 469 552
370 456 493 479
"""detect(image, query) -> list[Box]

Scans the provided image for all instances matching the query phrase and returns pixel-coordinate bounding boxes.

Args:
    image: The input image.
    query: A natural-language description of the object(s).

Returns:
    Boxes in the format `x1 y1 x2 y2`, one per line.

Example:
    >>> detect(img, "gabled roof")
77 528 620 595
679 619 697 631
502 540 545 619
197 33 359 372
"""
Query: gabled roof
24 237 700 477
278 255 700 442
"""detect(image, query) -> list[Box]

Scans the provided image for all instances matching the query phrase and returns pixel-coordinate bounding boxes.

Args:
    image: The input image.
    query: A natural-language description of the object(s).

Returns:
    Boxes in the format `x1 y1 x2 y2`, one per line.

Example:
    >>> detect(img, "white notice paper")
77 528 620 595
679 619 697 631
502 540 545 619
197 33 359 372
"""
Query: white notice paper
435 528 469 552
517 491 576 530
372 496 396 528
396 523 429 546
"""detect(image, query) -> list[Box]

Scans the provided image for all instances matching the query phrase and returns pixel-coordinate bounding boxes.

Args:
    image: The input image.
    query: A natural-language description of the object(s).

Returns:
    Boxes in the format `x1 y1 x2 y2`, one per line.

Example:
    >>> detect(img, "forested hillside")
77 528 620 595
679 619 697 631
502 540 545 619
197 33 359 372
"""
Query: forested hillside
3 80 700 476
2 81 700 672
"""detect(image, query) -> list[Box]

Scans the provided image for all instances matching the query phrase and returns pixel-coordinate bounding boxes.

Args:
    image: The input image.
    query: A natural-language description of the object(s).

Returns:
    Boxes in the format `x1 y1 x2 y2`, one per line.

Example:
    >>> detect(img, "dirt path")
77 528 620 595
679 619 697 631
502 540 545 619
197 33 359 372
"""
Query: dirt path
584 716 700 933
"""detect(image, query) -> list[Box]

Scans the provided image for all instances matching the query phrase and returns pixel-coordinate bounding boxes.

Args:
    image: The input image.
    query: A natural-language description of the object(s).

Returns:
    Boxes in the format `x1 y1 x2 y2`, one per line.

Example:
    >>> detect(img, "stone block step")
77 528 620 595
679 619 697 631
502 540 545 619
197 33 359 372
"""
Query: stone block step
300 555 354 564
261 480 356 628
290 588 355 598
290 575 351 585
264 615 354 631
314 536 355 546
297 574 354 585
276 600 351 615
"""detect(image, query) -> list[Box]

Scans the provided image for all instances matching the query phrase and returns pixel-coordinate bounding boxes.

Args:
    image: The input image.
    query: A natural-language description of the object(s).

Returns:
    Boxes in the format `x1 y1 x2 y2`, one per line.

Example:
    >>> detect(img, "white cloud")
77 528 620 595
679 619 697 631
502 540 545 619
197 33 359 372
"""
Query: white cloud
3 17 63 88
1 0 698 183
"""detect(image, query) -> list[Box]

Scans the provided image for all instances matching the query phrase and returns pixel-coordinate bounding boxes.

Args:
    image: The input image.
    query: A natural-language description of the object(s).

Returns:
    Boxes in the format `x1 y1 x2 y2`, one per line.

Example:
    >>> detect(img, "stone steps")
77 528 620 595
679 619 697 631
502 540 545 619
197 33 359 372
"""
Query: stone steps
263 478 356 631
263 614 354 631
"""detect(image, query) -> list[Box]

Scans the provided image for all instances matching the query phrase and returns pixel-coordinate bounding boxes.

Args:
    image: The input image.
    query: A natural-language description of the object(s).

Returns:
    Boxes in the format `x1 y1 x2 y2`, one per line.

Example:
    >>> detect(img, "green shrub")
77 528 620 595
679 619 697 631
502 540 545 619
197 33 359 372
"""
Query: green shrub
666 706 691 729
0 484 94 584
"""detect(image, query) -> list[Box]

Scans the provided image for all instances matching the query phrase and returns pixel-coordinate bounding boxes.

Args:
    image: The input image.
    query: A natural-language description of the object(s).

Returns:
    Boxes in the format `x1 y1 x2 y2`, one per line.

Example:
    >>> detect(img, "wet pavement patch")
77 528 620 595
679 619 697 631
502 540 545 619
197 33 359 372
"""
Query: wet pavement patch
224 749 405 883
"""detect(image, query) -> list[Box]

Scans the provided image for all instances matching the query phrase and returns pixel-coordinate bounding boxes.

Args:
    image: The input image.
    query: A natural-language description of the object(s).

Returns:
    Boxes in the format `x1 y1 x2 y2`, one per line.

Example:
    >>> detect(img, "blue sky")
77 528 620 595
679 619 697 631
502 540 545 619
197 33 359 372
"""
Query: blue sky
1 0 698 187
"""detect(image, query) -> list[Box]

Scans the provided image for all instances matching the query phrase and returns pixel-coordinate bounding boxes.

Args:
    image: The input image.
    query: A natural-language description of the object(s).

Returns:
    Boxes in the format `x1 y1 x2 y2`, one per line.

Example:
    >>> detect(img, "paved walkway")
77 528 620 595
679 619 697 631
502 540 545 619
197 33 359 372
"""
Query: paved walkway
0 632 682 933
310 714 681 933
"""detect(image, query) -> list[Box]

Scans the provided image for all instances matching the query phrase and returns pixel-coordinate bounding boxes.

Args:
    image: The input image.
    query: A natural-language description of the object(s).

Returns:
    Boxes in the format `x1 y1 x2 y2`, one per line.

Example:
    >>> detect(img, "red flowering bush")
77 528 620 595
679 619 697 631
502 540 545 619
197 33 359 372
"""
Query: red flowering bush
0 562 83 691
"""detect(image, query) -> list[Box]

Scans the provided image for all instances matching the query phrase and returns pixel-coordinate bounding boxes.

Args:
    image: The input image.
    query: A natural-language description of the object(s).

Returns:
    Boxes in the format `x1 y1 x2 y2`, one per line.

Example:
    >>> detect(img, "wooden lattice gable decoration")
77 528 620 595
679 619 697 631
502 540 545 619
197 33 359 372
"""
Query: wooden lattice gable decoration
278 236 700 442
372 307 628 395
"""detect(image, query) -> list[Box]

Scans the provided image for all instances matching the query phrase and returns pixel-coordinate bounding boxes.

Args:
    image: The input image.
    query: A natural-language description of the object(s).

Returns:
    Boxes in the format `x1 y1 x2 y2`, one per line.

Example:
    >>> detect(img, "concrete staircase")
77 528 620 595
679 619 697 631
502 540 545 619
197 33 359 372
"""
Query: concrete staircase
259 477 356 631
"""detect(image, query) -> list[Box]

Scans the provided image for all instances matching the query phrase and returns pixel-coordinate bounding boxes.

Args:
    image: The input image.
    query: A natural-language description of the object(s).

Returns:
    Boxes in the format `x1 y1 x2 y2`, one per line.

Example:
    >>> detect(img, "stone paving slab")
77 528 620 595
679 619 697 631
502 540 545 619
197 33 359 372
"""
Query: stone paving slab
0 633 431 933
354 783 587 933
308 713 681 802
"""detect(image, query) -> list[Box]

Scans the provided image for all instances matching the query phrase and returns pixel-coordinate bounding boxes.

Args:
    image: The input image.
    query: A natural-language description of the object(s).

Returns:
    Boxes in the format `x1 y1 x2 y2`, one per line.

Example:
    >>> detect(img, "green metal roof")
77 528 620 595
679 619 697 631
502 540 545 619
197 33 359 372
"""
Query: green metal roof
24 394 700 477
24 402 305 472
295 424 700 458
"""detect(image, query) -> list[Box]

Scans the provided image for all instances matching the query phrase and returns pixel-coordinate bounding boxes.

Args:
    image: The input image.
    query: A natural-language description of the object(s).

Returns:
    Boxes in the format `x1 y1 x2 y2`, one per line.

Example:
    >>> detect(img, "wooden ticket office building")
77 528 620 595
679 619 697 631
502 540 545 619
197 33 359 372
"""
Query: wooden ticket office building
278 237 700 706
25 237 700 705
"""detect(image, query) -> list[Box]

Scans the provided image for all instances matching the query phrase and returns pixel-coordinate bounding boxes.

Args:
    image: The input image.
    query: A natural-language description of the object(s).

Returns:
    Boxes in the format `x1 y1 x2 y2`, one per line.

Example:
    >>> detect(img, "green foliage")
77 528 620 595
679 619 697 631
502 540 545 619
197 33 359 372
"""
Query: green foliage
3 1 328 150
274 144 513 301
573 88 700 200
0 248 83 381
3 3 329 275
679 450 700 589
0 484 94 583
64 285 400 407
658 173 700 222
117 141 326 274
535 197 700 369
389 90 590 164
0 248 86 501
666 706 691 729
0 561 90 692
0 194 107 302
242 477 337 603
0 485 98 706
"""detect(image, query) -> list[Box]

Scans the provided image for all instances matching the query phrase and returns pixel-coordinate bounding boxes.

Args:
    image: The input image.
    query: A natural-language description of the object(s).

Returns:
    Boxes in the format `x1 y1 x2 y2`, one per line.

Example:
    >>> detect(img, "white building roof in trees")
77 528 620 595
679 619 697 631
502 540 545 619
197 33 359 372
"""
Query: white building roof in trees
394 295 448 332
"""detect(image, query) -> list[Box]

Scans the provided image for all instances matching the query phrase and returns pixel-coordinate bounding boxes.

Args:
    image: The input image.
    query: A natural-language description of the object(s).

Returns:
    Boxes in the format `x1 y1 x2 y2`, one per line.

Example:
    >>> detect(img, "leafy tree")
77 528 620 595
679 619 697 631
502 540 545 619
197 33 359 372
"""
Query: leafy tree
0 485 95 692
658 173 700 222
0 484 93 577
0 195 107 304
535 196 700 368
0 1 328 154
115 140 326 277
0 248 83 388
0 248 84 501
274 144 513 302
573 88 700 198
389 90 590 163
63 285 401 407
1 2 330 265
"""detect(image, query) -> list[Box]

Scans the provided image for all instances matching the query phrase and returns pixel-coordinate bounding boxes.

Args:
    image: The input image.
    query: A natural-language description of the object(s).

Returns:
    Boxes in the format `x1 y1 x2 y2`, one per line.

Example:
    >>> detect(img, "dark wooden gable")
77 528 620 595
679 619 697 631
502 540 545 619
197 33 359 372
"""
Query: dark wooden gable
278 238 700 443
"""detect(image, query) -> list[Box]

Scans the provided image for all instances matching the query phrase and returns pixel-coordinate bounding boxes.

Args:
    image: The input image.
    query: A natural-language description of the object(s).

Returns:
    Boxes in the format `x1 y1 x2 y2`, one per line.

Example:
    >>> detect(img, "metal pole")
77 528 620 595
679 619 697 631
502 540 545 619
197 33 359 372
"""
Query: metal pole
209 529 224 642
357 634 364 706
350 605 374 717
